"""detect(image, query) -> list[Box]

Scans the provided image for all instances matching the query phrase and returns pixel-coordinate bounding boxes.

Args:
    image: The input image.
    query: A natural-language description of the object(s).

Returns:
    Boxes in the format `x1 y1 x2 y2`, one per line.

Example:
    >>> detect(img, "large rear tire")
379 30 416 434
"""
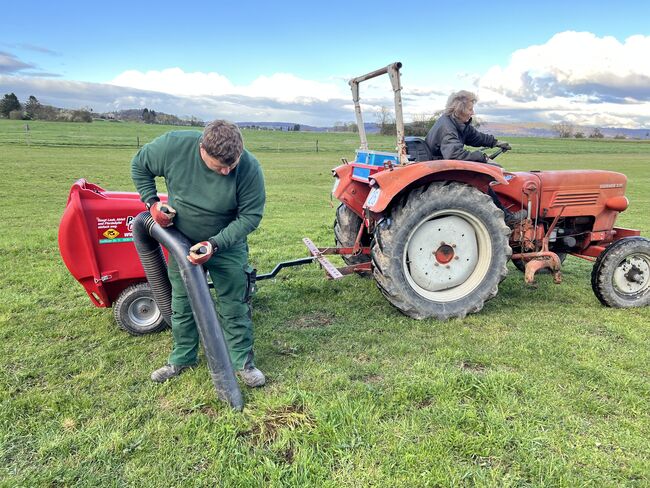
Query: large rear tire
372 182 512 320
591 237 650 308
334 203 371 270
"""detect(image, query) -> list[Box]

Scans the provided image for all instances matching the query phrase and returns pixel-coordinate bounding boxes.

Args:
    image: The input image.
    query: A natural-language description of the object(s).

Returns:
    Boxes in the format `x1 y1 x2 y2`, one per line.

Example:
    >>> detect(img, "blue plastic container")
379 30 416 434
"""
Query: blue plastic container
352 150 397 179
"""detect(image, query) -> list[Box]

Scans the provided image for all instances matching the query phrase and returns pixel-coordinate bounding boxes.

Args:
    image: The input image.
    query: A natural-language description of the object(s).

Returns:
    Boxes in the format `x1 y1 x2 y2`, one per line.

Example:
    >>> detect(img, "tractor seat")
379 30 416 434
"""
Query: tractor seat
405 136 433 162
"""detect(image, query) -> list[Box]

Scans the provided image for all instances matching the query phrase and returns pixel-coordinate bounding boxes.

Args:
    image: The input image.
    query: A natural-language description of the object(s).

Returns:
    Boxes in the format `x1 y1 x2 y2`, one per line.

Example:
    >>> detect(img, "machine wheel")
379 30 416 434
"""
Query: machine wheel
513 252 567 273
113 282 168 335
372 182 512 320
334 203 371 272
591 237 650 308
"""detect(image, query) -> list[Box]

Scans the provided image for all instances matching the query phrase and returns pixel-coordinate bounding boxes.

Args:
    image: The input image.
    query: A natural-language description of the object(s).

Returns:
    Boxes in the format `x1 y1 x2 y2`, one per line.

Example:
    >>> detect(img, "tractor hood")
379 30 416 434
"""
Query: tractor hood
532 169 627 194
497 169 630 221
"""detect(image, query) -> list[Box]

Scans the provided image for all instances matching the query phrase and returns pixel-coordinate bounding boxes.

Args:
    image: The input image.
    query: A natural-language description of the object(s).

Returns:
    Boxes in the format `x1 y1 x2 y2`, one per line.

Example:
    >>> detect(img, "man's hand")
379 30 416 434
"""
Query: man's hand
495 141 512 151
150 202 176 228
187 241 214 265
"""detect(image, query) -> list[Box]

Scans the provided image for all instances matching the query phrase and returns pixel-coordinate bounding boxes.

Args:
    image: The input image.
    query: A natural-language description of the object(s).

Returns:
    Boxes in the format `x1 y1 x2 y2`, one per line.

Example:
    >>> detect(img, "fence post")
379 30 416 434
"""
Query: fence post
137 136 140 148
316 139 319 152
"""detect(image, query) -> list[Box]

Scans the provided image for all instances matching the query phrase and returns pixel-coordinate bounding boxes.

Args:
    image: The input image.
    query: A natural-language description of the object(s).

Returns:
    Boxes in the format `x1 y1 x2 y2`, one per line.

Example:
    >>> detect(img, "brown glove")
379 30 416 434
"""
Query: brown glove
187 241 214 265
149 201 176 228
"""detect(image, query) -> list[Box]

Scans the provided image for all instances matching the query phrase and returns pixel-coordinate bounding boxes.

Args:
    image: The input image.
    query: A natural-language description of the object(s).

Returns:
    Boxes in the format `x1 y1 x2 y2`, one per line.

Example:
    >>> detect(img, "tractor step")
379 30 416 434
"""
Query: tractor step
302 238 344 279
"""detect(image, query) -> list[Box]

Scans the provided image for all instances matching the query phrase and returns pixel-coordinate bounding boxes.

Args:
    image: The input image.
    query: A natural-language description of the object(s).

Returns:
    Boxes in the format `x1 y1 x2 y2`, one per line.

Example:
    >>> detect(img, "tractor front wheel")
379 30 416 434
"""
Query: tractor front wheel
334 203 371 272
372 182 512 320
591 237 650 308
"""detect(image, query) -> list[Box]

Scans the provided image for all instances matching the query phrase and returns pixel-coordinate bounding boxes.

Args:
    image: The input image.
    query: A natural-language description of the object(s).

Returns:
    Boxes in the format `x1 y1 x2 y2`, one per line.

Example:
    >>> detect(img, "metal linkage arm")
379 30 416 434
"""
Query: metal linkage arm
349 61 403 155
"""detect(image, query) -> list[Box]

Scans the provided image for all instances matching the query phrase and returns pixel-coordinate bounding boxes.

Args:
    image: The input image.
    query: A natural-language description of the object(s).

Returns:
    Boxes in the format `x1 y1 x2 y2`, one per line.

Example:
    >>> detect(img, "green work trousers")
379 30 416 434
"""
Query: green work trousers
166 244 255 370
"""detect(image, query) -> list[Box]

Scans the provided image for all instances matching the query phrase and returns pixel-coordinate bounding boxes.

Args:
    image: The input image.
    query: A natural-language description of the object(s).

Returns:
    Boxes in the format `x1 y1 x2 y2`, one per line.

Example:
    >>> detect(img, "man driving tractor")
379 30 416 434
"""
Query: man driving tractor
425 90 527 224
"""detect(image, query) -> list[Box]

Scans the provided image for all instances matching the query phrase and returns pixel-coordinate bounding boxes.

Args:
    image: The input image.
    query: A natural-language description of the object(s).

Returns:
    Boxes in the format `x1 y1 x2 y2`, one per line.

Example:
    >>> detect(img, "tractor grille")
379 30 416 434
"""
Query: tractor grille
551 192 600 207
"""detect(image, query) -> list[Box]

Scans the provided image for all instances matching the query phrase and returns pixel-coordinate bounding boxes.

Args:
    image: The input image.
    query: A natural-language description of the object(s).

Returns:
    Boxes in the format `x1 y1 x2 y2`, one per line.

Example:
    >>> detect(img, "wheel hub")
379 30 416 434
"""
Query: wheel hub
435 243 455 264
614 256 649 295
406 215 480 293
128 296 161 327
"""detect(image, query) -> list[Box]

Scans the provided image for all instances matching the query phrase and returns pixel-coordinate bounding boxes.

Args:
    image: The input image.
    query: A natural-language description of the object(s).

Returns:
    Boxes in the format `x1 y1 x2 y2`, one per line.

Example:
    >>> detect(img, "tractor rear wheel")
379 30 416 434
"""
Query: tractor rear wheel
591 237 650 308
372 182 512 320
334 203 371 270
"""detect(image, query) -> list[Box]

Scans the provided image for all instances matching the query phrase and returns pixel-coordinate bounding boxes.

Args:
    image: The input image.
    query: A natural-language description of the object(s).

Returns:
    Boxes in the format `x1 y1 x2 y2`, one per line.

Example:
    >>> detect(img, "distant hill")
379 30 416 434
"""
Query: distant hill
100 109 203 126
237 121 381 133
481 122 650 140
237 121 325 132
236 121 650 139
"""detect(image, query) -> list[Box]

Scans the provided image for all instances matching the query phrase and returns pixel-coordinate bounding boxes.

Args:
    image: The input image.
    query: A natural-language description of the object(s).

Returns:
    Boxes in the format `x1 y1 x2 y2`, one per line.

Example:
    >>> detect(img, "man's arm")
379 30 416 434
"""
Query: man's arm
131 134 169 205
208 160 266 252
440 129 488 162
463 125 496 149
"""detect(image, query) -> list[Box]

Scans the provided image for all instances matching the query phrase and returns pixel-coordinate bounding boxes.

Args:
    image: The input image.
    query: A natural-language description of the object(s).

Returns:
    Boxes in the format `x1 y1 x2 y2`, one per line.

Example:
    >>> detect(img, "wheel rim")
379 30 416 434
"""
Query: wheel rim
127 296 161 328
612 252 650 296
403 210 492 302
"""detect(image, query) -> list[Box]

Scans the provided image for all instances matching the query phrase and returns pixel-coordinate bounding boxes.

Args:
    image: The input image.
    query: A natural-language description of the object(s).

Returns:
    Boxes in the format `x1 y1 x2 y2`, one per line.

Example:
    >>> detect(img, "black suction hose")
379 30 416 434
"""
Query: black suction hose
132 212 244 411
131 227 173 327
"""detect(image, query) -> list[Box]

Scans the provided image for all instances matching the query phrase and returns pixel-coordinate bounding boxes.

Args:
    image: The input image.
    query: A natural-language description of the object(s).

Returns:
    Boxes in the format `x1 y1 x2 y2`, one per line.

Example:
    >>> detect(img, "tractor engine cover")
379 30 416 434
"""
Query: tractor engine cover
534 169 628 217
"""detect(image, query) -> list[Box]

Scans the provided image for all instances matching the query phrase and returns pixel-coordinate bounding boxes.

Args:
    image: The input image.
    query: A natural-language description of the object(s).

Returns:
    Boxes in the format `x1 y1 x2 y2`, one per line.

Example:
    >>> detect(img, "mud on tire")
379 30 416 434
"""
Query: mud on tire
591 236 650 308
372 182 512 320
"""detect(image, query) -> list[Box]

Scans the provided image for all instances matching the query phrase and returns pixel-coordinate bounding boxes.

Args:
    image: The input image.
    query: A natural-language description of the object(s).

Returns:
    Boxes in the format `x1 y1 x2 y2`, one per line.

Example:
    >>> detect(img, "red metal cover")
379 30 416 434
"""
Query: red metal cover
58 179 167 307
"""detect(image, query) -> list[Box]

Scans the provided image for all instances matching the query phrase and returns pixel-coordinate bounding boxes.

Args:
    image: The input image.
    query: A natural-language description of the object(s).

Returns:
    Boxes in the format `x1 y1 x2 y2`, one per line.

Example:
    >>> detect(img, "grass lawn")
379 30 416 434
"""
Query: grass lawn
1 120 649 487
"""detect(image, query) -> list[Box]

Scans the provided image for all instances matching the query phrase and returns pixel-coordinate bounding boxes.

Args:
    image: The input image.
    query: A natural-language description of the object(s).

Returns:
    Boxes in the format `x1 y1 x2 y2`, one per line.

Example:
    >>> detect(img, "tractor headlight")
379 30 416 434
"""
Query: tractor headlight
366 187 381 207
331 176 340 194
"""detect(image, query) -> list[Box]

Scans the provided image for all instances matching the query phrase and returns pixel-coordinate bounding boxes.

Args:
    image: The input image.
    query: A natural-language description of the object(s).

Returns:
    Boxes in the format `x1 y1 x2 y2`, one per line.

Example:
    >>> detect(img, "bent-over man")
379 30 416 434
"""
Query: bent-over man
131 120 266 387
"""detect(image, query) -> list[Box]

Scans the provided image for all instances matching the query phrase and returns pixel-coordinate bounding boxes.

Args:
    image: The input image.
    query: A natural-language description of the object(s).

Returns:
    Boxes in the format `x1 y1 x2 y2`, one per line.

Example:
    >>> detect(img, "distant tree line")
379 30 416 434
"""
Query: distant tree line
238 124 301 131
552 122 608 139
377 107 467 137
1 93 92 122
116 108 203 126
332 121 359 133
0 93 204 126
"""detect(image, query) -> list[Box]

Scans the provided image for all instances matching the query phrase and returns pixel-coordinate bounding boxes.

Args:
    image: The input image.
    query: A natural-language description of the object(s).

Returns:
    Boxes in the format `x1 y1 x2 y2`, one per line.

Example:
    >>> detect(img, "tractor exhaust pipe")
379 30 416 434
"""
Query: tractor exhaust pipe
132 212 244 411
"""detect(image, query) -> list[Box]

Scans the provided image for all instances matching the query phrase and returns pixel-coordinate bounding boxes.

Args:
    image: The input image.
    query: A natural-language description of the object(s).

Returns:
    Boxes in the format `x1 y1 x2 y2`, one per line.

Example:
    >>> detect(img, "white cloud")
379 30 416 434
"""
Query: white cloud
110 68 347 103
477 31 650 127
240 73 345 102
111 68 234 97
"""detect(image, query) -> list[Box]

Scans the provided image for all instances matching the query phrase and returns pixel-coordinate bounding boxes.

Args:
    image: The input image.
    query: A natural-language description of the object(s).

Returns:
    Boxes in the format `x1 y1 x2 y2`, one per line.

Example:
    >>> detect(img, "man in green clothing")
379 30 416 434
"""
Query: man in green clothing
131 120 266 387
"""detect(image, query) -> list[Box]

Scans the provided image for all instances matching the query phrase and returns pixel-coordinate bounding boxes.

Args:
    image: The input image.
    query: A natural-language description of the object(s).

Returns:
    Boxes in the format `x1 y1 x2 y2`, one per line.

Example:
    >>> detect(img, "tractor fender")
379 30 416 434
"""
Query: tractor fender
365 160 509 213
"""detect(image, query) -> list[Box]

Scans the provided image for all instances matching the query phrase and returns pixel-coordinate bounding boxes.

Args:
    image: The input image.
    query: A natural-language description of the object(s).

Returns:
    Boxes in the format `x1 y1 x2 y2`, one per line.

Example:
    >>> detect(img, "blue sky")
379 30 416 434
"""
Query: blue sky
2 0 650 127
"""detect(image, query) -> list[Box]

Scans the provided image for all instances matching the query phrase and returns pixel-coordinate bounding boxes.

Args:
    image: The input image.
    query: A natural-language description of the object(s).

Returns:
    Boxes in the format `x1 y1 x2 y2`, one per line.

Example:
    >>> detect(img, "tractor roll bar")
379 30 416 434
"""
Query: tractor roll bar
349 61 408 165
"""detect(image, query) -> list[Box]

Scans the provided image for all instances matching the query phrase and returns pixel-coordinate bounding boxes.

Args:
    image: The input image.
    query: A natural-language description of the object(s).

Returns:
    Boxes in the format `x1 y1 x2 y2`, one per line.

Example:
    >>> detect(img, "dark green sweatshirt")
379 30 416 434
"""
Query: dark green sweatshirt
131 130 265 251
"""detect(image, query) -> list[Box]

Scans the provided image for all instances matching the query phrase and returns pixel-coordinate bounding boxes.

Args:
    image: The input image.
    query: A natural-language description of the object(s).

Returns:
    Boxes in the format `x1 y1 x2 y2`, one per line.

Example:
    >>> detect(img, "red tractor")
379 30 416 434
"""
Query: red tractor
320 62 649 319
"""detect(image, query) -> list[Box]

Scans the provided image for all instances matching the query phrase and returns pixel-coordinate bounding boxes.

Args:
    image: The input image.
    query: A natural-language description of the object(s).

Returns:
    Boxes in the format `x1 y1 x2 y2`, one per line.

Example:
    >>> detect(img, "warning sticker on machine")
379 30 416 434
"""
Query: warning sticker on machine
97 216 135 244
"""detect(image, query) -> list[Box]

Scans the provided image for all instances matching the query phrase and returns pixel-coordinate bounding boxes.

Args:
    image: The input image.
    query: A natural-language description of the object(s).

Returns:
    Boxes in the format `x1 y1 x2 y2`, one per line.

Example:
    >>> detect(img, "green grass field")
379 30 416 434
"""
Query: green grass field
1 119 649 487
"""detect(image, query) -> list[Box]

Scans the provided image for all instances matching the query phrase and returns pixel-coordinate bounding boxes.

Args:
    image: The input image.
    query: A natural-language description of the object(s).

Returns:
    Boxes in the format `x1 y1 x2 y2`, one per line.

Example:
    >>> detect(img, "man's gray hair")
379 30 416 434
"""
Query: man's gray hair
201 120 244 166
445 90 478 119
